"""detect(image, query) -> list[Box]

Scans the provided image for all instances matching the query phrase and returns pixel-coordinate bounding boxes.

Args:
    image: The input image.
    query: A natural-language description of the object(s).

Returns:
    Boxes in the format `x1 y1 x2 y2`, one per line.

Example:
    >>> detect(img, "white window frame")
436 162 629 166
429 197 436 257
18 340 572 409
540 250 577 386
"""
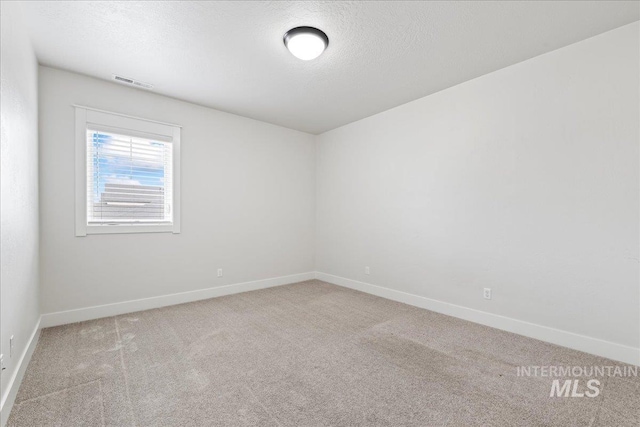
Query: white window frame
75 106 181 236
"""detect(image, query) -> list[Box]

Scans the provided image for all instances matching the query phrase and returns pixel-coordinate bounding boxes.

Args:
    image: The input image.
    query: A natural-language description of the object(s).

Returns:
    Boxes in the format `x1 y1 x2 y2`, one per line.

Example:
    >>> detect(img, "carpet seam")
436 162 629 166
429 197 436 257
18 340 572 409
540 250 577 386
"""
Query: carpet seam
10 378 102 405
244 384 282 427
98 378 106 427
114 317 137 427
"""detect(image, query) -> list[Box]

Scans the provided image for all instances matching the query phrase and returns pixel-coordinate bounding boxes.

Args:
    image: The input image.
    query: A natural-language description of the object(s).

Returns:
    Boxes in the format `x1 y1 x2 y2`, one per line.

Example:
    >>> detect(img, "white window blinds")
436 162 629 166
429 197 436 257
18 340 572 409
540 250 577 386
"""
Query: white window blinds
86 128 173 224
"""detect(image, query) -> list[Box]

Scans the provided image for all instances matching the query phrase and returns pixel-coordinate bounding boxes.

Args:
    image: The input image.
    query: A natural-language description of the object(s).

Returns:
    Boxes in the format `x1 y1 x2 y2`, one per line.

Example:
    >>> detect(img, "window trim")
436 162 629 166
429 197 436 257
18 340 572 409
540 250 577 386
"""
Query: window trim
75 106 181 236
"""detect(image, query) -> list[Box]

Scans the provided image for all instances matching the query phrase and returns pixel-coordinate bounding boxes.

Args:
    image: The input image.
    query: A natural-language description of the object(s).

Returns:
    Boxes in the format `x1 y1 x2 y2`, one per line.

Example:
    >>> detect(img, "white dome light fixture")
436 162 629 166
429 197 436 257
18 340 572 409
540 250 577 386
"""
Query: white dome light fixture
283 26 329 61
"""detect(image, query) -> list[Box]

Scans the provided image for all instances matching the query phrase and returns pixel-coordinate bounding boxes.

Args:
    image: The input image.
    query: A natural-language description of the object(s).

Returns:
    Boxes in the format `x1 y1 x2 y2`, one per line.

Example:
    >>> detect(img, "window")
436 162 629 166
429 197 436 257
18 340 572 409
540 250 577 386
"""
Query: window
75 107 181 235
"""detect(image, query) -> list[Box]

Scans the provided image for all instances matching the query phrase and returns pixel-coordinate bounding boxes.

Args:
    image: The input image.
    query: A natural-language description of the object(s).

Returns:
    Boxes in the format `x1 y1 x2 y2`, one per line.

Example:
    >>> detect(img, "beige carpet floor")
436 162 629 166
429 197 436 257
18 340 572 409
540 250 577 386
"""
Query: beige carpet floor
8 280 640 426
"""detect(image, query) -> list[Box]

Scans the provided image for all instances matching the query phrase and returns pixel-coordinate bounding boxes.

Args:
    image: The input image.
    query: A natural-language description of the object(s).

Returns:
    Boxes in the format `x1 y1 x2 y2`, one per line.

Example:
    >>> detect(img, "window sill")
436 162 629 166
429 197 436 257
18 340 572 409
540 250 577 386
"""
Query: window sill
81 223 177 235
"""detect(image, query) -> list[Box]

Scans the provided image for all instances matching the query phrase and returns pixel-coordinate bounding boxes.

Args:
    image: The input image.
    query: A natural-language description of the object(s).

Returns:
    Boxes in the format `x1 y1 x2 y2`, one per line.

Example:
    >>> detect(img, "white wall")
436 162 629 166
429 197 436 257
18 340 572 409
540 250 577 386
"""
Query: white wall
39 67 315 315
0 0 40 416
316 23 639 353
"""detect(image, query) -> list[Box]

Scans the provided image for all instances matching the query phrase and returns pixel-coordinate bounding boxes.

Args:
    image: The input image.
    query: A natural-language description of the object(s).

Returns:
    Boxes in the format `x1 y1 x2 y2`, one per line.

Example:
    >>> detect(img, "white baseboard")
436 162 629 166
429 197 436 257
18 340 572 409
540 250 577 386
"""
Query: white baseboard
41 272 315 328
1 317 41 427
315 272 640 366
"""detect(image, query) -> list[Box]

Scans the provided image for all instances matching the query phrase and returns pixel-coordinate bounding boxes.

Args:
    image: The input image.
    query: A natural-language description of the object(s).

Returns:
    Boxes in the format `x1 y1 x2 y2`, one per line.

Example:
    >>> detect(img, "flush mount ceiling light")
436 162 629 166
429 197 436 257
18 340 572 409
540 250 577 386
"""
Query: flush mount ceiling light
283 26 329 61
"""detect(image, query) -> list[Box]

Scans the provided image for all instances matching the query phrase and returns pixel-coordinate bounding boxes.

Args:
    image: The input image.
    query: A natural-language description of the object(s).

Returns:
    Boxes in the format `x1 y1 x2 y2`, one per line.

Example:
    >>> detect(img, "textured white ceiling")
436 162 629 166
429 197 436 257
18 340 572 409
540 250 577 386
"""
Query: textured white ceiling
21 1 639 134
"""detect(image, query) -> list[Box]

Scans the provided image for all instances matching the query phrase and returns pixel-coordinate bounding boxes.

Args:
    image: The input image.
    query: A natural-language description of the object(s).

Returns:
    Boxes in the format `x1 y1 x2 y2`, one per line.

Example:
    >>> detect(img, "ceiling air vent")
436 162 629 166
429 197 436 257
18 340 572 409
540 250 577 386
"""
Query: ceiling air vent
112 75 153 90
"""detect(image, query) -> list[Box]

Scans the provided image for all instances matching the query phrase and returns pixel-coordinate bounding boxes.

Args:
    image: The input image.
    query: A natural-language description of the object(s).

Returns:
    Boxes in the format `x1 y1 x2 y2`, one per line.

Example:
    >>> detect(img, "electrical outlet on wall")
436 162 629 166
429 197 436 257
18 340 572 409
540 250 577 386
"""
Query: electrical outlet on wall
483 288 492 300
365 266 370 275
10 335 14 358
217 268 223 278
